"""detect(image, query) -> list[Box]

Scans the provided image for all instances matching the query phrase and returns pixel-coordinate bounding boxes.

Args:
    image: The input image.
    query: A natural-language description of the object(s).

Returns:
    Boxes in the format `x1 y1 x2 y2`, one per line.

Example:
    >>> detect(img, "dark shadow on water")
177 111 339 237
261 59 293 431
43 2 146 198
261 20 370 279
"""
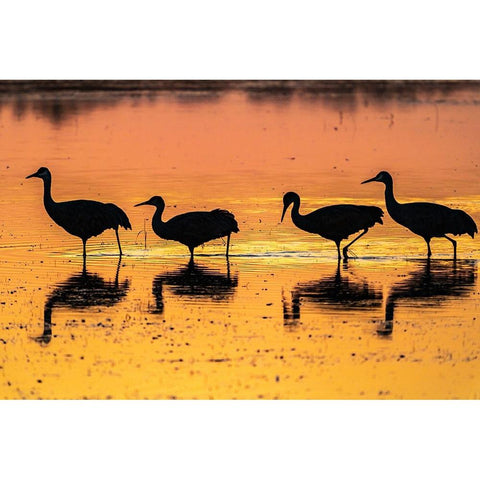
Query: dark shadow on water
173 91 223 104
151 260 238 314
33 260 129 344
2 81 479 125
283 261 382 327
31 95 129 126
377 259 477 336
1 93 129 126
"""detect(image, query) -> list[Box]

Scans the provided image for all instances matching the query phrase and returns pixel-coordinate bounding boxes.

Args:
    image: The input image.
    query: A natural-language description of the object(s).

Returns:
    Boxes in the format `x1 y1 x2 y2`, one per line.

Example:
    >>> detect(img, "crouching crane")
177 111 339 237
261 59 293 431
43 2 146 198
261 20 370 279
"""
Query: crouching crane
281 191 384 260
135 196 239 260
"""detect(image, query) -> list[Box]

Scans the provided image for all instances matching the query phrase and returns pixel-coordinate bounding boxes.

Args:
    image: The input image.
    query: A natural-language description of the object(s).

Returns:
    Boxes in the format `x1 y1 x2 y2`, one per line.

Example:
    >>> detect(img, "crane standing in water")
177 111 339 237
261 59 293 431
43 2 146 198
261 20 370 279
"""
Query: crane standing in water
26 167 131 257
362 171 477 258
281 192 384 260
135 196 239 261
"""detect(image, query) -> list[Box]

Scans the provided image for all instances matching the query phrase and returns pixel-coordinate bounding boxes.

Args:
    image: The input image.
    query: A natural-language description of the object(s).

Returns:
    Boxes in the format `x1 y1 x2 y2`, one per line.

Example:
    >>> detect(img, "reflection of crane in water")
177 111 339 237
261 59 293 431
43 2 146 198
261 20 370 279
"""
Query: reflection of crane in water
283 262 382 327
377 259 476 335
34 260 130 344
151 260 238 314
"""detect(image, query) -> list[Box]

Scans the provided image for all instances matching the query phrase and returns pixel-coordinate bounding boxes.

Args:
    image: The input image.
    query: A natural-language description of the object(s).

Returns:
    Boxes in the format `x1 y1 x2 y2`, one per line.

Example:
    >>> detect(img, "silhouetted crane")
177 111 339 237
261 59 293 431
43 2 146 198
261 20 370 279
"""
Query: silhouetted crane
362 171 477 258
26 167 131 257
135 196 239 260
281 192 384 260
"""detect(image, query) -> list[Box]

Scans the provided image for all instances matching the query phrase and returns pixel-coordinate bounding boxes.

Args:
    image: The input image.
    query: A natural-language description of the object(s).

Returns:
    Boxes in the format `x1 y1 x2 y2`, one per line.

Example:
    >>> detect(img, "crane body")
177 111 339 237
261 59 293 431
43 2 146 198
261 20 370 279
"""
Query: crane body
26 167 131 257
281 192 384 259
362 171 477 257
135 196 239 260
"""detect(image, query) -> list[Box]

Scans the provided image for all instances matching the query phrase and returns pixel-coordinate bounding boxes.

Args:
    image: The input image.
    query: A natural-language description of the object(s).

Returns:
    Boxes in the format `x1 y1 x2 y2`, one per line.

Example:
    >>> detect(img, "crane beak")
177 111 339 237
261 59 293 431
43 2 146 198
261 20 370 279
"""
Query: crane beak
25 172 38 179
134 201 149 207
361 176 377 184
281 205 288 223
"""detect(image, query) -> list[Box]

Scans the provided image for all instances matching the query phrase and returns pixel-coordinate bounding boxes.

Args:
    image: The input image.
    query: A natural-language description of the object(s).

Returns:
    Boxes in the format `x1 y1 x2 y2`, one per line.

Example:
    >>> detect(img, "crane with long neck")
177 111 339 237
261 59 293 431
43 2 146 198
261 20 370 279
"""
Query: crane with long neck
26 167 131 257
281 191 384 260
135 195 239 261
362 171 477 258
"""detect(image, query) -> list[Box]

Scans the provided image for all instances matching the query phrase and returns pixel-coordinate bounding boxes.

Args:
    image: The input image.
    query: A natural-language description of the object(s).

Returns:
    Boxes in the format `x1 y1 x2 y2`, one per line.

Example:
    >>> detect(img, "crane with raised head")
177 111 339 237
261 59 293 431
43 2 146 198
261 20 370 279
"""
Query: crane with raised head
362 171 477 258
26 167 131 257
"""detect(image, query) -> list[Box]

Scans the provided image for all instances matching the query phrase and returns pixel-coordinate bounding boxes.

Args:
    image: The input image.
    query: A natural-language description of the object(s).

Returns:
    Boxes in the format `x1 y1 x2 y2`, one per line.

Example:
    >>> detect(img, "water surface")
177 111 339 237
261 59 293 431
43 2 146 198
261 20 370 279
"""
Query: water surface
1 84 479 398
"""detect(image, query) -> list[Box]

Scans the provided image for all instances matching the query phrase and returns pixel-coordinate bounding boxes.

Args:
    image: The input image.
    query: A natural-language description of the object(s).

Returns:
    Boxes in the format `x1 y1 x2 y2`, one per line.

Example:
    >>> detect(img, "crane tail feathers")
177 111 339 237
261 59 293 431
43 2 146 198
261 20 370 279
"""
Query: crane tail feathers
450 209 477 238
211 209 239 234
363 206 384 226
105 203 132 230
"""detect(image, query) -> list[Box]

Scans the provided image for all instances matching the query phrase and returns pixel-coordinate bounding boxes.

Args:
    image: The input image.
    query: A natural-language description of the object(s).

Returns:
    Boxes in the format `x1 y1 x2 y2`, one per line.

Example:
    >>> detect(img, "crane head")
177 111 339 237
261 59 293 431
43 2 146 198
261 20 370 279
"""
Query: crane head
361 171 392 185
134 196 165 209
26 167 51 180
281 192 300 222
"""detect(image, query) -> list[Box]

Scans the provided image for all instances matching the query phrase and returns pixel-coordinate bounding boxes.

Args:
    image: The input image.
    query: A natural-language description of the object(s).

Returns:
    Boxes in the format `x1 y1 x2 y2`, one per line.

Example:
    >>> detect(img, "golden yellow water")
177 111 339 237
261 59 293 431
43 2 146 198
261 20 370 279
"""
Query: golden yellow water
1 84 480 398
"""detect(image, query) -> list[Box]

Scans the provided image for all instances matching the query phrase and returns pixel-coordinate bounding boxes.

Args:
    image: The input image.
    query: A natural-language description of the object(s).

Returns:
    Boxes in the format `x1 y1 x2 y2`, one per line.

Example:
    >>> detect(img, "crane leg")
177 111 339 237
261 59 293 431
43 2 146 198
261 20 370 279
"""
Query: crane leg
335 240 341 260
444 235 457 258
82 239 87 258
342 228 368 259
115 229 123 256
226 234 231 258
189 246 195 262
425 238 432 257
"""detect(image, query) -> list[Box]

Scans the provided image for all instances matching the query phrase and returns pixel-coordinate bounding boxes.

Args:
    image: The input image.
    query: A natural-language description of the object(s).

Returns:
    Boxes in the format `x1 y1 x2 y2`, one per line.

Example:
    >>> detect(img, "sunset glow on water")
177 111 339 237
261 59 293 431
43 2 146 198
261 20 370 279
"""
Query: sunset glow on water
1 83 479 398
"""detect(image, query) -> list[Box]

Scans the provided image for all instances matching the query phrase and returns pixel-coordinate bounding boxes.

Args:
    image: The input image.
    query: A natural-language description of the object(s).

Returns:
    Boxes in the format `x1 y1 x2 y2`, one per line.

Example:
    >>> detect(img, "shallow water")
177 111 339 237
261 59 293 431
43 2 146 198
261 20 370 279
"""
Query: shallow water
1 84 479 398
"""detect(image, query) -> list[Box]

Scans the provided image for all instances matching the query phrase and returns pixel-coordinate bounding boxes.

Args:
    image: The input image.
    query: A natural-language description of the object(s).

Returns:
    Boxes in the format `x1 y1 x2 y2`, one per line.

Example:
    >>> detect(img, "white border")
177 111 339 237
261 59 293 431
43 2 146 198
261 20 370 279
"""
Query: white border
0 2 478 479
1 1 479 79
1 401 479 479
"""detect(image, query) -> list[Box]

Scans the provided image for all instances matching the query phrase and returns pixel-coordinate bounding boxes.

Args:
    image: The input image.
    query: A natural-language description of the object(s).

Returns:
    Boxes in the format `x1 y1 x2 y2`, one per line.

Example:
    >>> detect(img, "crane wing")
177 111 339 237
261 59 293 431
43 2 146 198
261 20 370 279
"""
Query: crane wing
397 202 477 238
304 204 383 237
163 210 238 246
53 200 130 238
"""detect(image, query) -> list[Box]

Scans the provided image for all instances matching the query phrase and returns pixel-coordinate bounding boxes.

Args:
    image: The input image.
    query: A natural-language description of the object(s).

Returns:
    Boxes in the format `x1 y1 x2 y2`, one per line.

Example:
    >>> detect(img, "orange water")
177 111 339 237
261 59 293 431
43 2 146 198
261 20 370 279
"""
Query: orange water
0 85 479 398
